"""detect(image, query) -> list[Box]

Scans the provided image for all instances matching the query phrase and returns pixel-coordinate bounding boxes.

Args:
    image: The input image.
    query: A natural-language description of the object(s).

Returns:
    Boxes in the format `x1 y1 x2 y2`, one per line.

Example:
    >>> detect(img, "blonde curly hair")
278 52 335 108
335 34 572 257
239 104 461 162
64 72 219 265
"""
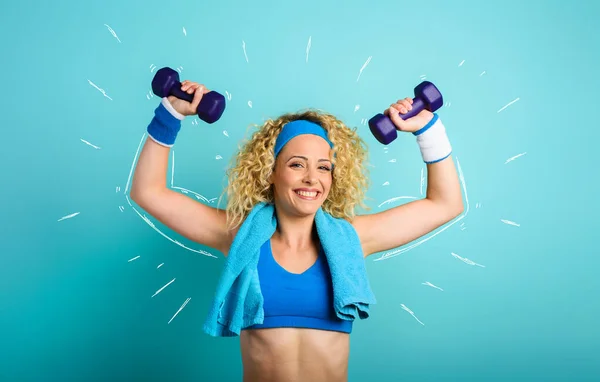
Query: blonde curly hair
218 109 372 231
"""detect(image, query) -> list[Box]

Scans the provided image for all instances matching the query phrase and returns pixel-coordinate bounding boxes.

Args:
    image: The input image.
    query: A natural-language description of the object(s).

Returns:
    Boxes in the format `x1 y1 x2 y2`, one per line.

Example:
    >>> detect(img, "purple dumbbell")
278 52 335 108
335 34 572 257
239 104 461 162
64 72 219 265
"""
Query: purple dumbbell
151 67 226 124
368 81 443 145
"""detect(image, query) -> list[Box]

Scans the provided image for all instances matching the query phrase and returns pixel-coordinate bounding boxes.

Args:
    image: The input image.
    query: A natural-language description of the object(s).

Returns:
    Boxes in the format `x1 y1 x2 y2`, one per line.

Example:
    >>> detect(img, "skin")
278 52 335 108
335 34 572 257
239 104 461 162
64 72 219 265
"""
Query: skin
237 134 344 382
169 81 462 382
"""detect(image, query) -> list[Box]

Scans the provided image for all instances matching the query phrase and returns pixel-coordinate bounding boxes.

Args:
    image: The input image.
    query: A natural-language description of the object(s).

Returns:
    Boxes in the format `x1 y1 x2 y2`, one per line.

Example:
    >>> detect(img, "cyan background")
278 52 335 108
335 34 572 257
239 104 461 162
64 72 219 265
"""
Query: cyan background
1 0 598 380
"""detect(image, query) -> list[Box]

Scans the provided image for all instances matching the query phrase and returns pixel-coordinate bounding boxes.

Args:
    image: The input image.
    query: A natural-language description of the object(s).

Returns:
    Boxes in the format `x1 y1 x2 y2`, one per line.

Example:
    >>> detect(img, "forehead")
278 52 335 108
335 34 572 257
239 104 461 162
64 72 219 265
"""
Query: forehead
279 134 331 157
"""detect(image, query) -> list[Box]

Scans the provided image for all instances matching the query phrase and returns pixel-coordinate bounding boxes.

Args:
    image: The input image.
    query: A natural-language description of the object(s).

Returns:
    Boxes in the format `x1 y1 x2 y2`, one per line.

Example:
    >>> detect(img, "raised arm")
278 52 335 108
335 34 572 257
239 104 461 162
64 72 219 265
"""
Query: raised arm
130 82 235 256
352 98 464 257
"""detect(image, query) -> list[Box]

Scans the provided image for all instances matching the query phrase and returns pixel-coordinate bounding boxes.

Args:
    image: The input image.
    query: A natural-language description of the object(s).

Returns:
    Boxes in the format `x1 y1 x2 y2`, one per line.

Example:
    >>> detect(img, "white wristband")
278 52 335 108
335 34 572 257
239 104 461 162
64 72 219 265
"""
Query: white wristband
413 113 452 164
161 97 185 120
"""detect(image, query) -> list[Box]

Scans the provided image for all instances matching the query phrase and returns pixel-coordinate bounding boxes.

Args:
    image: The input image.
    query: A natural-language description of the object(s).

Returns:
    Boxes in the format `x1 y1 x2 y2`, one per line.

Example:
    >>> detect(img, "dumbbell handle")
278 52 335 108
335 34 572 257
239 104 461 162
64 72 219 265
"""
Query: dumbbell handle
367 97 428 144
168 82 196 104
397 97 426 120
167 78 225 124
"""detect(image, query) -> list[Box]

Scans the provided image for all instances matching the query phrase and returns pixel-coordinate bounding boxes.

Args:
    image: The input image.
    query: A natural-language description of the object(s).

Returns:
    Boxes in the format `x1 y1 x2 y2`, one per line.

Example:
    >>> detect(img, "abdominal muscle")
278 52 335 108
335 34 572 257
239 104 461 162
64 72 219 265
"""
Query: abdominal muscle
240 327 350 382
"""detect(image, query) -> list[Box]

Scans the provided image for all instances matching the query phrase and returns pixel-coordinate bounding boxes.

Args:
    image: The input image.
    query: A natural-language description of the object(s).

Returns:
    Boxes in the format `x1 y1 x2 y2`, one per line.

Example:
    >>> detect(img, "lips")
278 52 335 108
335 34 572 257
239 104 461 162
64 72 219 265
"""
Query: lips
294 189 320 200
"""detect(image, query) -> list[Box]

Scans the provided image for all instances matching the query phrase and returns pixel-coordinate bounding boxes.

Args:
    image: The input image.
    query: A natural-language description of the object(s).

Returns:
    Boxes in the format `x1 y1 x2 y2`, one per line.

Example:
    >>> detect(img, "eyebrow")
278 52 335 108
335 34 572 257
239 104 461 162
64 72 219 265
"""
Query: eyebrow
286 155 331 163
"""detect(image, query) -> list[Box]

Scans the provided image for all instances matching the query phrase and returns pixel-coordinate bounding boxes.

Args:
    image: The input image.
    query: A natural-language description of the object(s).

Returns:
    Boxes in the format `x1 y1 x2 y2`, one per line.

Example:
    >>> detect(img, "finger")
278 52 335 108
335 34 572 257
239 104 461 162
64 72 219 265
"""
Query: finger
186 83 200 94
181 81 193 92
190 84 205 110
392 103 408 114
396 99 412 111
406 97 413 105
199 84 210 94
387 106 406 131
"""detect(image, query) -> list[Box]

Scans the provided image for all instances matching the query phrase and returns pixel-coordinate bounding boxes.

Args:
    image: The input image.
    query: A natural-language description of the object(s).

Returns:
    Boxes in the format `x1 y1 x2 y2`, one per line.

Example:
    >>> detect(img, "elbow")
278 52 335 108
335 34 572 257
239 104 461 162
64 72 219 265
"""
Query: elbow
449 198 464 219
129 184 147 207
130 184 164 209
129 189 142 206
129 182 140 202
431 196 464 220
437 198 463 221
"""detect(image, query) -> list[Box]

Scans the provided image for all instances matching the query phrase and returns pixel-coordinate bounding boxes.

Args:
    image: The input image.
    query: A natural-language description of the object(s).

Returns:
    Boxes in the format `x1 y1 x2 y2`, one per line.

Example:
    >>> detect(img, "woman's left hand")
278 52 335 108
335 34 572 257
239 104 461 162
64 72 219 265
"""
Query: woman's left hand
384 97 434 133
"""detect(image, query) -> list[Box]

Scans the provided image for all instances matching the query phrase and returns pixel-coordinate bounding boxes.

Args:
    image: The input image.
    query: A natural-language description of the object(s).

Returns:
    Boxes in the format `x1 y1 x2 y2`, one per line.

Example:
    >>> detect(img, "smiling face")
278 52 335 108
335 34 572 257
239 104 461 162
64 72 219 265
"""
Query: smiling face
269 134 334 217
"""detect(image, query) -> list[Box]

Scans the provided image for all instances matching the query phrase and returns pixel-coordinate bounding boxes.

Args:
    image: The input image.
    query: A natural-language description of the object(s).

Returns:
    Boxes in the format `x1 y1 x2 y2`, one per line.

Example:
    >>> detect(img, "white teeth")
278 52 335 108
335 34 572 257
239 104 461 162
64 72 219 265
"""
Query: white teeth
296 190 317 198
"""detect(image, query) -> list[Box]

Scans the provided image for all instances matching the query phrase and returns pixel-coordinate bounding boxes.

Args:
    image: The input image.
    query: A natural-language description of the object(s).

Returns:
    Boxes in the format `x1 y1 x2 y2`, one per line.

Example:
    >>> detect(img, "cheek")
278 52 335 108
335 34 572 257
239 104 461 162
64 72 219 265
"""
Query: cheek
323 176 333 192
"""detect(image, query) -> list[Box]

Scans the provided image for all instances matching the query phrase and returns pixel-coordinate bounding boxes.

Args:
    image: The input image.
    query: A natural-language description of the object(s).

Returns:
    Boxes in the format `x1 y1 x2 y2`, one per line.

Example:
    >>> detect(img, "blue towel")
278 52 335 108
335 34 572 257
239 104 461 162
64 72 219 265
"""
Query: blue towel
202 201 377 337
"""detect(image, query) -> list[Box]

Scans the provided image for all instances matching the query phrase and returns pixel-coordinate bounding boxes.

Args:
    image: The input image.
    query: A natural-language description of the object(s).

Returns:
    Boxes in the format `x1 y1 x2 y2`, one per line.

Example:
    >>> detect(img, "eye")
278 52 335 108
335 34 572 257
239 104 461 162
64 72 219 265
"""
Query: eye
289 162 331 171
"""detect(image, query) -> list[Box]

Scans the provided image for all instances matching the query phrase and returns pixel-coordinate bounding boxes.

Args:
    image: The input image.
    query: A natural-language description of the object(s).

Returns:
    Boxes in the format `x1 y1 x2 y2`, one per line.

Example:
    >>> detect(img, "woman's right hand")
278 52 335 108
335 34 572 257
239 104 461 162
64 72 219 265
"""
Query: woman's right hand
168 80 210 116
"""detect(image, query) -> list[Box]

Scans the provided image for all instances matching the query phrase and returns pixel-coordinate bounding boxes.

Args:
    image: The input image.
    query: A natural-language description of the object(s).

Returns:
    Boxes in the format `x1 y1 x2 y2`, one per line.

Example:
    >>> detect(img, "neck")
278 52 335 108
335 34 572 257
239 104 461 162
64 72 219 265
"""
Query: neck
272 206 318 251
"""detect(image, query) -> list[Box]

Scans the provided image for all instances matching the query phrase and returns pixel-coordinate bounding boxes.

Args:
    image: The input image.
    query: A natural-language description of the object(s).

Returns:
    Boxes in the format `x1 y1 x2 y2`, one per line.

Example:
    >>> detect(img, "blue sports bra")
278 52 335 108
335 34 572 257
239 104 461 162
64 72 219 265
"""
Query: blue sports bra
244 239 353 333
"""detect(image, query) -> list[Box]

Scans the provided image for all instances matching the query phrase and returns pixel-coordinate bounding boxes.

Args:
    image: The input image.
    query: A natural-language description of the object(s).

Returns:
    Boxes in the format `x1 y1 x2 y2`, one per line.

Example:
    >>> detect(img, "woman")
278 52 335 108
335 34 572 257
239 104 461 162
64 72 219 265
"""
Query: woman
130 80 463 382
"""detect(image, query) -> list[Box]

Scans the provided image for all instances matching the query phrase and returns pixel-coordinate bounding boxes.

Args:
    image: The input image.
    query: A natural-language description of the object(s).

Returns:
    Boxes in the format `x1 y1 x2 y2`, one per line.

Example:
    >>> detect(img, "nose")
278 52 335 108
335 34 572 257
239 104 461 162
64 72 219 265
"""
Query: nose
303 166 318 184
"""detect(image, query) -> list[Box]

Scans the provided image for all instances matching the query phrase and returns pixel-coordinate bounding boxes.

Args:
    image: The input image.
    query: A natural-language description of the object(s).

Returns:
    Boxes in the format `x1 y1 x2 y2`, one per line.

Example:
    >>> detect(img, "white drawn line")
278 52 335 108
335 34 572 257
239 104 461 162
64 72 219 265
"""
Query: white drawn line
80 138 101 149
168 297 191 324
157 263 164 269
242 40 249 63
356 56 372 82
58 212 80 221
377 196 418 208
375 157 469 261
171 150 175 187
306 36 312 63
125 133 218 257
126 195 217 257
87 79 113 101
104 24 121 43
172 187 211 203
401 304 424 325
505 152 527 164
152 278 176 298
451 252 486 267
501 219 520 227
128 255 140 262
458 59 465 67
497 97 520 113
422 281 443 291
420 168 425 195
182 27 187 36
125 133 145 194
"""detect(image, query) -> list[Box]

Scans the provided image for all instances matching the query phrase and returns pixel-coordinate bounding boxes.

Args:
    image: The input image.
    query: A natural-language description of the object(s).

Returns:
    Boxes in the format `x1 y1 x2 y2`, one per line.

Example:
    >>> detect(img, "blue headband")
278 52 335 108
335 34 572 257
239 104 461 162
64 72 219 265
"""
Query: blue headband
274 119 334 158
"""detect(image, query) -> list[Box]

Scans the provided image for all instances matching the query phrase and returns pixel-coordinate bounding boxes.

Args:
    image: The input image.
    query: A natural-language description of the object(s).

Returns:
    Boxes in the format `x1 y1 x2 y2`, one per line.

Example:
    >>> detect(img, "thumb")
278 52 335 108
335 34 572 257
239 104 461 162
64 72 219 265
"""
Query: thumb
190 85 206 110
387 106 406 131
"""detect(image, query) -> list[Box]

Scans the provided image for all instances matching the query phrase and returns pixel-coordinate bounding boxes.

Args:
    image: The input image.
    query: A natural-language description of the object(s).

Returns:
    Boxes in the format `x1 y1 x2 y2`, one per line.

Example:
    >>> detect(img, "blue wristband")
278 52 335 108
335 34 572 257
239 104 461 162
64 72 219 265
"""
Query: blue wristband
147 99 184 147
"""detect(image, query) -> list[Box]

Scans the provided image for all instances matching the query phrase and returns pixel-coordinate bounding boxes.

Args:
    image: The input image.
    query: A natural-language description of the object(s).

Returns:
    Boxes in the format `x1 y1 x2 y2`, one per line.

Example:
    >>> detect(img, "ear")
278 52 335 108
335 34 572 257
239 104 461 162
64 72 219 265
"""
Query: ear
268 160 278 185
267 169 274 185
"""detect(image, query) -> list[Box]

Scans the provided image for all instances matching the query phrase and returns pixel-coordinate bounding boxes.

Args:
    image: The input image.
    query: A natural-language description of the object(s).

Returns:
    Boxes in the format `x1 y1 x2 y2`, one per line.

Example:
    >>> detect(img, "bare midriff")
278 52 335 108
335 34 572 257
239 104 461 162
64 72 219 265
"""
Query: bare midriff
240 327 350 382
